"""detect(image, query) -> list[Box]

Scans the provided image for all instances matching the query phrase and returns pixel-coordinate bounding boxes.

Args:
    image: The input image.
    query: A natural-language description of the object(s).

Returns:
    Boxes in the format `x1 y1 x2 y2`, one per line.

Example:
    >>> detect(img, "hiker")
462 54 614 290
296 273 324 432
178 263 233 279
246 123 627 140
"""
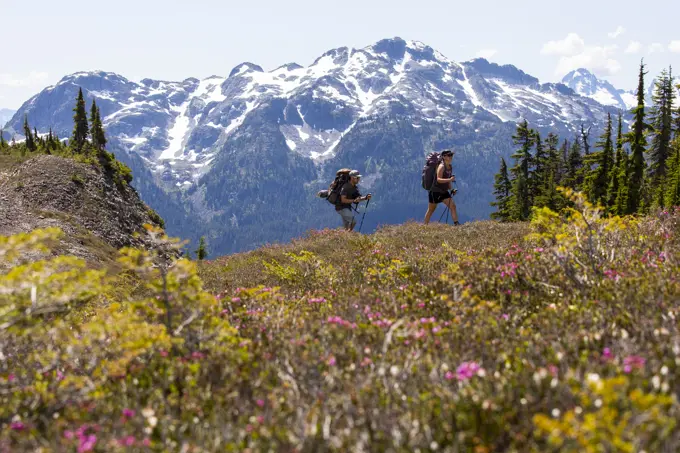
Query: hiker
424 149 459 225
337 170 371 231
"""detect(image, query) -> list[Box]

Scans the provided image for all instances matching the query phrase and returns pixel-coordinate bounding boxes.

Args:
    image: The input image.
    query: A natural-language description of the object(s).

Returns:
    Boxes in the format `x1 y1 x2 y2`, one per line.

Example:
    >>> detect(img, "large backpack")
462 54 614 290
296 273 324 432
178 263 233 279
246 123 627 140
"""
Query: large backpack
317 168 352 205
422 152 442 190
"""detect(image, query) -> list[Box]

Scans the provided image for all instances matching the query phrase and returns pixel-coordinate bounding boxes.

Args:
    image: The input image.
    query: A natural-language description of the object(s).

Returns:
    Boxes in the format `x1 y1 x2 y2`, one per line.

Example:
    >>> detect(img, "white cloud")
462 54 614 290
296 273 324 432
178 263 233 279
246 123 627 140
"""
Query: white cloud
476 48 498 59
0 71 49 87
625 41 642 54
541 33 585 56
648 43 665 53
669 41 680 53
554 45 621 76
608 26 625 39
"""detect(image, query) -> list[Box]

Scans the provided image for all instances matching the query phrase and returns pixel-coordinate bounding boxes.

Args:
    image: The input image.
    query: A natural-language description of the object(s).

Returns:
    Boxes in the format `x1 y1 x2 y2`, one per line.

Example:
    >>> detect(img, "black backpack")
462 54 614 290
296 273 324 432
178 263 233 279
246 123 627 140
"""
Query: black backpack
422 152 442 190
318 168 352 205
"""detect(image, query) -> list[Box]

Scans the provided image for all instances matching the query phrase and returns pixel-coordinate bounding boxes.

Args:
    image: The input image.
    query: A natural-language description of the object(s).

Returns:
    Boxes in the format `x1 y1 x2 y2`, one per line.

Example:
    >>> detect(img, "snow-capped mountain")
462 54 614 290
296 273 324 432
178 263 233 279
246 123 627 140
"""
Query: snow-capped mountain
0 108 15 129
561 68 636 112
5 37 619 254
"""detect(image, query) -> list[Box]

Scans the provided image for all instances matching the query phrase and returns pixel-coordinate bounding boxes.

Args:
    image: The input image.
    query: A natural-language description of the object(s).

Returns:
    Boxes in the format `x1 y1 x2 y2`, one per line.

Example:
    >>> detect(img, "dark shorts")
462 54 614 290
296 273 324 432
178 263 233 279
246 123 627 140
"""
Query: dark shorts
428 191 451 204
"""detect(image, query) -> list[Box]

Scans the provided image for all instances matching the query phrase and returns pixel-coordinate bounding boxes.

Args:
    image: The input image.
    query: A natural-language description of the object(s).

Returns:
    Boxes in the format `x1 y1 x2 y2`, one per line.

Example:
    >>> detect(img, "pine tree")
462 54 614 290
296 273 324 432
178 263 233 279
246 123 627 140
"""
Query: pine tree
195 237 208 261
665 140 680 207
490 157 512 221
0 129 6 149
626 59 650 214
95 105 107 150
71 88 89 152
23 115 36 152
559 138 569 183
584 112 614 207
531 130 547 204
564 137 583 190
509 120 534 220
607 112 625 213
534 132 562 210
648 67 676 207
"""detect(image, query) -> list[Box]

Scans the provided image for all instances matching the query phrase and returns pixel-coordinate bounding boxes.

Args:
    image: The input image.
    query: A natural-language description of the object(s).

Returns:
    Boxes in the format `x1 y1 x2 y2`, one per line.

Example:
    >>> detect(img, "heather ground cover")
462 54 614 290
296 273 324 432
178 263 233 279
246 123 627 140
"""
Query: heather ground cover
2 191 680 452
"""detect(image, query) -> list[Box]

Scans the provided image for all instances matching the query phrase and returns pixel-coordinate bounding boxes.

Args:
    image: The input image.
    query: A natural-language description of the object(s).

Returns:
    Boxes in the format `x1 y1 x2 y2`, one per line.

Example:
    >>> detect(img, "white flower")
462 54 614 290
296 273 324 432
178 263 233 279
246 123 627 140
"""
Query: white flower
142 408 155 418
594 399 602 408
551 408 561 418
430 441 439 450
652 376 661 390
661 366 669 376
390 365 399 376
148 416 158 427
586 373 600 383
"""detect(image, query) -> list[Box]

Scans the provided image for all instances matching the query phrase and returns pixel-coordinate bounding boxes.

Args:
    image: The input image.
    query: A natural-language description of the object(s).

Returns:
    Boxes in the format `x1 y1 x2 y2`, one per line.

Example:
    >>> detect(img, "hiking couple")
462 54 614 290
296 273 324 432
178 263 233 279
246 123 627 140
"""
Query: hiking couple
319 148 459 230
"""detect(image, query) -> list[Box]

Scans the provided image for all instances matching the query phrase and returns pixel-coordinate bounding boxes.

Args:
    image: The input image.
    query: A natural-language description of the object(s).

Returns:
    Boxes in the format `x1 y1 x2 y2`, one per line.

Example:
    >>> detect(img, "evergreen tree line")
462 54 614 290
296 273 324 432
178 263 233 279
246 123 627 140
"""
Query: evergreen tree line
1 88 130 184
492 60 680 220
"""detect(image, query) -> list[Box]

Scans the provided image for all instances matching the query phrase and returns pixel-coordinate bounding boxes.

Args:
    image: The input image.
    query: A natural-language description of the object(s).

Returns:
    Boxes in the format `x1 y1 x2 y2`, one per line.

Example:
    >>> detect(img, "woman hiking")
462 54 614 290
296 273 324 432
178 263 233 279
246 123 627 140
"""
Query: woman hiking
424 149 459 225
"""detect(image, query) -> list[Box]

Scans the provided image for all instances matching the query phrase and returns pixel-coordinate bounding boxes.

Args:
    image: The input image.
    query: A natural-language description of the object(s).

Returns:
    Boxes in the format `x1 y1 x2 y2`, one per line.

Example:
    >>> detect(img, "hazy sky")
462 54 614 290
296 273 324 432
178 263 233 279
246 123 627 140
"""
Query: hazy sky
1 0 678 109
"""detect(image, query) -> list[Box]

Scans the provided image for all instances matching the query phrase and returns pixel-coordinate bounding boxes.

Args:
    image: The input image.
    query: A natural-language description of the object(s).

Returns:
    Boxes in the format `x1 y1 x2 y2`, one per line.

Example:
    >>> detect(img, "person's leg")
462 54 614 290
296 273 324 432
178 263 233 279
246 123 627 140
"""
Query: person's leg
338 209 354 231
424 192 438 224
444 198 459 224
424 203 437 224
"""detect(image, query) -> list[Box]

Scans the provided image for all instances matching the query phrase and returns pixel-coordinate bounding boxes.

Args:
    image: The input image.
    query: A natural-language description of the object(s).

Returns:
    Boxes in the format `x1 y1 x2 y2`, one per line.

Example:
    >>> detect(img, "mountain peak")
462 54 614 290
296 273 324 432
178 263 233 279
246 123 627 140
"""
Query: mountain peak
463 58 539 86
561 68 634 111
229 62 264 78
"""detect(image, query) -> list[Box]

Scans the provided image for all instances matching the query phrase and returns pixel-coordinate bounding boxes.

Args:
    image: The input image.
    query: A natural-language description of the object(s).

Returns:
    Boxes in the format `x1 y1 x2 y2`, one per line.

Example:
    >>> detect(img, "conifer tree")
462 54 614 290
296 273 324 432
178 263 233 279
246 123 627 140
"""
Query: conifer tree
626 59 650 214
89 100 107 151
0 129 6 149
71 88 89 152
490 157 512 221
23 115 36 152
195 237 208 261
581 124 592 155
509 120 534 220
648 67 676 207
531 130 547 203
95 105 107 150
584 112 614 207
559 138 569 183
607 112 625 212
564 137 583 190
535 132 562 210
665 139 680 207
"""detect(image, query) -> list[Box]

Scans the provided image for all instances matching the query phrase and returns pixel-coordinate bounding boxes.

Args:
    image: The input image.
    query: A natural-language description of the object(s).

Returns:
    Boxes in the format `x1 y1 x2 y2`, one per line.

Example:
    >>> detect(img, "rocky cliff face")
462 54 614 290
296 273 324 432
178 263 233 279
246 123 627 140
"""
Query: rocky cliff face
0 155 165 264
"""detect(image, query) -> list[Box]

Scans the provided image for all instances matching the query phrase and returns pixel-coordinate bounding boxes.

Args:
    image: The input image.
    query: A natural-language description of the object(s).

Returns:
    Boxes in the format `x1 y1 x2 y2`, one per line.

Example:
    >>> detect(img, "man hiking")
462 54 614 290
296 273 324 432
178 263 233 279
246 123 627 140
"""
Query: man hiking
337 170 371 231
424 149 459 225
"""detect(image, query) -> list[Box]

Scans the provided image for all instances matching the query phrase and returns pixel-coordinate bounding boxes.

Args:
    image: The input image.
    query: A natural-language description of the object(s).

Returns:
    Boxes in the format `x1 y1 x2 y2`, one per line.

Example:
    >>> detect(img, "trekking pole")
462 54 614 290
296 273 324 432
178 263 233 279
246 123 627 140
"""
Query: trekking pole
358 198 370 233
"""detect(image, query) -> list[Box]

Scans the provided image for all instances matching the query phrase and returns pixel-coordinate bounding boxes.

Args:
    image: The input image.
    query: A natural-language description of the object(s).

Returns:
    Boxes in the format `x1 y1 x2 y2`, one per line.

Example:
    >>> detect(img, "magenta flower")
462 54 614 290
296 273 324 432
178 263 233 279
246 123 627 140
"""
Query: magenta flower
7 373 15 383
602 347 614 361
327 356 337 366
117 436 136 447
64 430 75 440
623 355 645 373
78 434 97 453
256 399 265 407
10 421 25 431
445 371 454 380
456 361 481 380
309 297 326 304
501 314 509 320
122 408 135 419
191 351 206 359
231 297 241 302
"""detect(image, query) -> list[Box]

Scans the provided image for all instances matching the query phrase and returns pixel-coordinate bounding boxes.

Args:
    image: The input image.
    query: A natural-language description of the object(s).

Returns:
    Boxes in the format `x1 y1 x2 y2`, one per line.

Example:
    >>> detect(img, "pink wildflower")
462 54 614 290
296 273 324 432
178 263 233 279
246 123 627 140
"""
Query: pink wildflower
548 365 558 377
456 361 481 380
142 438 151 447
117 436 136 447
78 434 97 453
445 371 454 380
159 350 168 357
7 373 15 383
400 304 408 310
191 351 206 360
360 357 372 367
122 408 135 419
10 421 25 431
309 297 326 304
501 314 509 320
256 399 265 408
231 297 241 302
602 347 613 361
418 302 425 308
257 415 264 424
623 355 645 373
64 430 75 439
327 356 337 366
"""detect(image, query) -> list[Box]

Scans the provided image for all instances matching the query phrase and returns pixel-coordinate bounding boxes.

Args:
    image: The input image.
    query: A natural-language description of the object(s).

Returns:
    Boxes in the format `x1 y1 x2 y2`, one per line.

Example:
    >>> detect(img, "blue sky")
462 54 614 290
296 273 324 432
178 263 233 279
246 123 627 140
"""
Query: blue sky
0 0 678 109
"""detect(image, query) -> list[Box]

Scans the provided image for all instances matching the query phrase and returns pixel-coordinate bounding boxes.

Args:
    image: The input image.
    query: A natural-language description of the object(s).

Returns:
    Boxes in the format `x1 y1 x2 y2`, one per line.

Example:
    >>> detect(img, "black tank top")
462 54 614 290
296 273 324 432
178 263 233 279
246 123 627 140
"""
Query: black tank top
433 163 452 193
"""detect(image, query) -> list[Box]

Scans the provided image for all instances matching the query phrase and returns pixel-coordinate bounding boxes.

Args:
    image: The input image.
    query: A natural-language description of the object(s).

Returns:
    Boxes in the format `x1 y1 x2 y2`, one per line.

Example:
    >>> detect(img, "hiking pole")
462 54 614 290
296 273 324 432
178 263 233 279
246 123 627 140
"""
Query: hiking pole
358 198 370 233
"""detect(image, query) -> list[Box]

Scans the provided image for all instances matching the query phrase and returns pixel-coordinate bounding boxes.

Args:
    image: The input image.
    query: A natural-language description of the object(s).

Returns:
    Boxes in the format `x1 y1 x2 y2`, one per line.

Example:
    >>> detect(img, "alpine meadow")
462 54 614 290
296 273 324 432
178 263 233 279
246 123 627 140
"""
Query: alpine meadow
2 7 680 452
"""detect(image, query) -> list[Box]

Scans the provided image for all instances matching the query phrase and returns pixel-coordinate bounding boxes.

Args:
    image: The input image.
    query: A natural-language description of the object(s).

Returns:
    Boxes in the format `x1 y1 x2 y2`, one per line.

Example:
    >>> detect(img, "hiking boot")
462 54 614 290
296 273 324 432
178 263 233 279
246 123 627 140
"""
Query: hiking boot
454 221 460 226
